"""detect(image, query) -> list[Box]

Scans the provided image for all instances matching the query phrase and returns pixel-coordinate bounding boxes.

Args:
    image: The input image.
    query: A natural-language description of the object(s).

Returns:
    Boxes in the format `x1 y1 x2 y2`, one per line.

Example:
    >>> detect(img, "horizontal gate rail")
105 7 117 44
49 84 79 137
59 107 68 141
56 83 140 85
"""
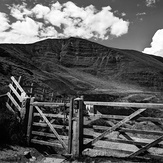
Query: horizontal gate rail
32 131 68 140
34 113 65 119
31 139 63 148
83 136 163 148
89 114 163 122
31 102 70 107
33 122 69 129
84 101 163 109
84 125 163 136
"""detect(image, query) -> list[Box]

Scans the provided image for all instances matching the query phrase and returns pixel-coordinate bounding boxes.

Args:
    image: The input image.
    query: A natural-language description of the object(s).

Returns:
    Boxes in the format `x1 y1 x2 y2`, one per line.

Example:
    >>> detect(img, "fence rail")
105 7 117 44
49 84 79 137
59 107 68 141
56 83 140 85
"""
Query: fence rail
84 101 163 108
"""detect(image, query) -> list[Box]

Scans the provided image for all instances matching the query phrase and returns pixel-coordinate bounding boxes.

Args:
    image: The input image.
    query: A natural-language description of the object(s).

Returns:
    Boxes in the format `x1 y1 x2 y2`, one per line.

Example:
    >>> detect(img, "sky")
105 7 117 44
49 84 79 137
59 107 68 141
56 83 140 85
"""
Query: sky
0 0 163 57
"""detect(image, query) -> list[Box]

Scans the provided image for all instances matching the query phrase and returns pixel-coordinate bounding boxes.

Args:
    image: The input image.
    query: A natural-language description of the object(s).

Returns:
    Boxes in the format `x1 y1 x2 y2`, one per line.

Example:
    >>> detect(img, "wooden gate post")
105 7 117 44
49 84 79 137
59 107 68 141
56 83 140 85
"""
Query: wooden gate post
68 98 74 154
26 97 35 145
72 96 84 157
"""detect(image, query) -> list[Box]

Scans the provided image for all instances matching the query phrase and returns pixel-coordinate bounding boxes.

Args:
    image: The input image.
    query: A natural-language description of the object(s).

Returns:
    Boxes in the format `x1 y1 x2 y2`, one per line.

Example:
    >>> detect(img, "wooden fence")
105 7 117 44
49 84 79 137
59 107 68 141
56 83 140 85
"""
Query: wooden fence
21 81 69 102
6 76 29 119
5 76 163 159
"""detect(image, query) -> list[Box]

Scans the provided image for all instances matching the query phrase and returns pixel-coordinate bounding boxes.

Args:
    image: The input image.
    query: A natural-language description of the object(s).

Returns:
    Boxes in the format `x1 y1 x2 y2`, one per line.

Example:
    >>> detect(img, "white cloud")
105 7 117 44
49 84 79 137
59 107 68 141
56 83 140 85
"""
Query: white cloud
0 1 129 43
0 12 10 32
11 17 42 36
110 18 129 37
9 3 31 20
121 12 126 17
136 12 146 16
39 26 59 38
0 31 39 43
145 0 158 7
32 4 50 19
143 29 163 57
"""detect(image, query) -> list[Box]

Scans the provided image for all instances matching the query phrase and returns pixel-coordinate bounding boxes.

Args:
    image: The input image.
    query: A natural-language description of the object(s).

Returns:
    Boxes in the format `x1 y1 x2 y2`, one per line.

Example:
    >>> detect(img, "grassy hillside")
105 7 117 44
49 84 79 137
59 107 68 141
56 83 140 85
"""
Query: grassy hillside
0 37 163 96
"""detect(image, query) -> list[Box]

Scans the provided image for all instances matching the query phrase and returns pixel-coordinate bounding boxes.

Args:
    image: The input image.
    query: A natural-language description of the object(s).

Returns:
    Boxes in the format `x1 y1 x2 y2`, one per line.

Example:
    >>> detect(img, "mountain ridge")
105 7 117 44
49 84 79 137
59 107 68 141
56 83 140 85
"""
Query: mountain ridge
0 37 163 95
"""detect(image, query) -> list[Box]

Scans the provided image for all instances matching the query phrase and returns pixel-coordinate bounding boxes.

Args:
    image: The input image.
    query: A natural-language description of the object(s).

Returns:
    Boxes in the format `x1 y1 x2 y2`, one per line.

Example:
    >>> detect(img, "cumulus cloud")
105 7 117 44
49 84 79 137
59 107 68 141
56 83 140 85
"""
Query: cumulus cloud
9 2 31 20
143 29 163 57
32 4 50 19
145 0 158 7
0 12 10 32
0 1 129 43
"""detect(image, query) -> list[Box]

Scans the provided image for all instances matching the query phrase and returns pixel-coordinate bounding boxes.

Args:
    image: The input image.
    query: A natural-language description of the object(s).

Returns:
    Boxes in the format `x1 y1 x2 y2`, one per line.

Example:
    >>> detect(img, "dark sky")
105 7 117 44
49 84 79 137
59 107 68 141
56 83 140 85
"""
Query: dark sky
78 0 163 51
0 0 163 55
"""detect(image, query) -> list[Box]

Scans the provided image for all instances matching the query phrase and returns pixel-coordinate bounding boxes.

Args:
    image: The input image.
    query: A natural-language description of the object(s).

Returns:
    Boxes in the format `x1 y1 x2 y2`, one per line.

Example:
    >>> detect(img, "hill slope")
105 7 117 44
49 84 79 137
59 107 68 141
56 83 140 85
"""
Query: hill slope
0 37 163 95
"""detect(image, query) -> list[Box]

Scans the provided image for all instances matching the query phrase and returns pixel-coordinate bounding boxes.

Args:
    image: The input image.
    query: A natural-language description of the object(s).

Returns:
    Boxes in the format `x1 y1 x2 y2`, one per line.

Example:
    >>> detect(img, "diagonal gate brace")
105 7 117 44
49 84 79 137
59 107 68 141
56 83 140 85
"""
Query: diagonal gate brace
129 134 163 158
85 108 146 148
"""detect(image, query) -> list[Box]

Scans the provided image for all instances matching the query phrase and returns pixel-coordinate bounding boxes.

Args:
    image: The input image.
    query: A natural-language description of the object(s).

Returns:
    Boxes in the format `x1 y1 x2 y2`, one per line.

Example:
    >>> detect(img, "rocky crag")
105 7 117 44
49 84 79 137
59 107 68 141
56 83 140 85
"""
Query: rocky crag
0 37 163 96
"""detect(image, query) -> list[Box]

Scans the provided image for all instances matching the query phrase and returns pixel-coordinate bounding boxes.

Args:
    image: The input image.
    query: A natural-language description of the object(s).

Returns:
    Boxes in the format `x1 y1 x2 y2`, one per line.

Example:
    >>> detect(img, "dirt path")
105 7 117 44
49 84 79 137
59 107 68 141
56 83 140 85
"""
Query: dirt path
0 144 162 163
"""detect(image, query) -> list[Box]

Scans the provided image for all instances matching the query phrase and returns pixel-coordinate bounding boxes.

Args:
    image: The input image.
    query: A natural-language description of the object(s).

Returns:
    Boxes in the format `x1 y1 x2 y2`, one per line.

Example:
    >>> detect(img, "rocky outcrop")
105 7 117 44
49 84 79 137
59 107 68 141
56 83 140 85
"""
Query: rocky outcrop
1 37 163 95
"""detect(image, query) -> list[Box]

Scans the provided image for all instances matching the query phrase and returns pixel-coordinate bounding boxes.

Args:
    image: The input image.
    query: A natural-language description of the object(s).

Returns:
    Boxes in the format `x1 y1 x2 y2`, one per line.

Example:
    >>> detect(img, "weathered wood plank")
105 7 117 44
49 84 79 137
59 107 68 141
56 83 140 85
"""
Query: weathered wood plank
85 125 163 136
88 114 163 124
137 117 163 122
83 135 163 148
84 101 163 109
7 92 21 111
129 135 163 158
85 108 146 147
91 147 163 159
78 98 84 155
0 93 7 98
33 122 69 129
32 131 68 140
119 128 163 136
71 97 84 157
31 102 70 107
11 76 26 95
9 84 22 102
92 114 127 120
34 113 65 119
31 139 63 148
68 98 73 154
34 106 68 151
27 97 35 145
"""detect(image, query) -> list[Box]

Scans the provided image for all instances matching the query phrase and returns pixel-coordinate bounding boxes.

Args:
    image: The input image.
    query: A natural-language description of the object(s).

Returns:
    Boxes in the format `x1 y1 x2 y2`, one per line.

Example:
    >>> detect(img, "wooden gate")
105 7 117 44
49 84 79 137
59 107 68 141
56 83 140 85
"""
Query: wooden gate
81 101 163 159
26 99 74 154
26 97 84 157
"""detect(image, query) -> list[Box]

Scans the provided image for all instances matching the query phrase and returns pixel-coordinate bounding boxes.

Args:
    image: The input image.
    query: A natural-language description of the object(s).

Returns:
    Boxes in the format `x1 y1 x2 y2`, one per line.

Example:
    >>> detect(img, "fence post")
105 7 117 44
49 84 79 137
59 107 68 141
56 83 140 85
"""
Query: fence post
26 97 35 145
22 97 30 136
68 98 74 154
72 96 84 157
